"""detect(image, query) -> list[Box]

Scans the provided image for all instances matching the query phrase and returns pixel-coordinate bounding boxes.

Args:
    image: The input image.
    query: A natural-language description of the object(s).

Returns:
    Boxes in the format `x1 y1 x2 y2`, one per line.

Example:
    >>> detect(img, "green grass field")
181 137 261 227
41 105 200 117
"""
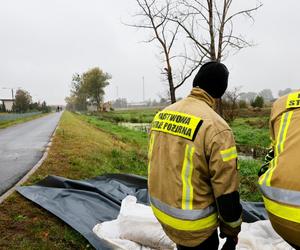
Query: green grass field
231 117 271 148
93 108 160 124
93 108 271 149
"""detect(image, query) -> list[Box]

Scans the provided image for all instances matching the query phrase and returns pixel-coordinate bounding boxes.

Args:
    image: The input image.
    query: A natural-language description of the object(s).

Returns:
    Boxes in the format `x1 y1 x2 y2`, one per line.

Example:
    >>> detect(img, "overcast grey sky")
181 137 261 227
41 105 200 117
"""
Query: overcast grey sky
0 0 299 104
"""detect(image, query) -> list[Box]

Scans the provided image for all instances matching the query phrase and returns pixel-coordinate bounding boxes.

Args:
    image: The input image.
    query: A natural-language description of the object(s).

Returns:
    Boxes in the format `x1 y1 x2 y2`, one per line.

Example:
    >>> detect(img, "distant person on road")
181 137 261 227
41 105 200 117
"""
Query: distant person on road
258 89 300 249
148 62 242 250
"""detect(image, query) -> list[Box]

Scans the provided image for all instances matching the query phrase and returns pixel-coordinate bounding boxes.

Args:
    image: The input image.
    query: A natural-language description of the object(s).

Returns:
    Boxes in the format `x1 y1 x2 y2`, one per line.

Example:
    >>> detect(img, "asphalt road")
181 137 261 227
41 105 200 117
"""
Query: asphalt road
0 112 62 196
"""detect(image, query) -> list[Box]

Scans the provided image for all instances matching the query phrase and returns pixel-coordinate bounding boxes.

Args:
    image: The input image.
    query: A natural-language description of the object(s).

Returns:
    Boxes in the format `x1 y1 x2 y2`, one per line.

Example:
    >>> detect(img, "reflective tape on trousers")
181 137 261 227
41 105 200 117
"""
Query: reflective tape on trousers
150 196 216 221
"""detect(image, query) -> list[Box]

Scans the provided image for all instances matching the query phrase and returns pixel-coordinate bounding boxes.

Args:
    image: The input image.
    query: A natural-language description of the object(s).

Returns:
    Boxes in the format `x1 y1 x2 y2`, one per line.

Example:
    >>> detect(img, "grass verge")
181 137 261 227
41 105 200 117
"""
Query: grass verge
239 159 262 202
0 113 48 129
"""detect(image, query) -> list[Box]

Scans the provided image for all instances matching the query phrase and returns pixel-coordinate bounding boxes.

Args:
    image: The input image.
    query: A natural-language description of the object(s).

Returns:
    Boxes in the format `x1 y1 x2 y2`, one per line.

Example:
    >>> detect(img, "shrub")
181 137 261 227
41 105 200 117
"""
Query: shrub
251 96 264 108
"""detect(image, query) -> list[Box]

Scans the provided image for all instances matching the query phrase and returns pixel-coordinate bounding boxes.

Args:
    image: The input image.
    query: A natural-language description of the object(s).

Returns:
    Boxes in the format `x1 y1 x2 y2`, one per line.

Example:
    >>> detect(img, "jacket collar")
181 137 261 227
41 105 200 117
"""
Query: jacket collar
188 87 215 108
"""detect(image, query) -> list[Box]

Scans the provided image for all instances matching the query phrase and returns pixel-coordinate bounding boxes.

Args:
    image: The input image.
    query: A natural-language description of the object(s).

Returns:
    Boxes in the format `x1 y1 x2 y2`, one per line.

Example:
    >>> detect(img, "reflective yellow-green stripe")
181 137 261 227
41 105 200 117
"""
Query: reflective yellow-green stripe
147 133 155 175
263 196 300 223
181 144 195 210
266 111 293 186
151 205 218 231
280 112 293 152
258 159 274 185
220 146 237 162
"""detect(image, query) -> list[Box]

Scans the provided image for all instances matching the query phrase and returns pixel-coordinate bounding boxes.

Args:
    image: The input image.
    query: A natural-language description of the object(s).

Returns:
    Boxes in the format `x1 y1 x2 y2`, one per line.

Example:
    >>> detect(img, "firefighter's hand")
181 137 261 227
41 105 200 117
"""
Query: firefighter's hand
219 220 241 239
220 235 238 250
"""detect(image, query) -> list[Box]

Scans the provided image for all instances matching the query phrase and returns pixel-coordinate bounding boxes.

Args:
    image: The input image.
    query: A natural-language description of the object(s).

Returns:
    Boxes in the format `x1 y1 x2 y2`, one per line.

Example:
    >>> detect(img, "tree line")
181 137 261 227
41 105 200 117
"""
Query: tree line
222 87 296 122
65 67 111 112
0 89 51 113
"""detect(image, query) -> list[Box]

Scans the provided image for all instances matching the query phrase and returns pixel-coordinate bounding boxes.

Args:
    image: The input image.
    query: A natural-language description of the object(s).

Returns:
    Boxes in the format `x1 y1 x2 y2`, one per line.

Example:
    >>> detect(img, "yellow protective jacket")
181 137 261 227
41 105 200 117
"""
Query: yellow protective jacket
148 88 241 247
259 90 300 246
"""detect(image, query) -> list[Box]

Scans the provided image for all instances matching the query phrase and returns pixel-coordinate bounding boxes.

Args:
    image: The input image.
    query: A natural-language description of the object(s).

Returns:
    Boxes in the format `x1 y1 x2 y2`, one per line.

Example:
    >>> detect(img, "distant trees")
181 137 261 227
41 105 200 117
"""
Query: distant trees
0 102 5 112
41 101 51 113
240 92 258 103
239 89 273 105
259 89 274 102
14 89 32 113
12 89 51 113
278 88 294 97
251 95 264 108
69 73 88 111
82 68 111 109
223 87 242 122
66 67 111 111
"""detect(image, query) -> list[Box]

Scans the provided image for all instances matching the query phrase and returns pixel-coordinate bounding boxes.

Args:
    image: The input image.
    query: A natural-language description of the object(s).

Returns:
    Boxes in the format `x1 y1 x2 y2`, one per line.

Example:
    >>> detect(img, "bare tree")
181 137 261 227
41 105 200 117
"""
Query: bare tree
175 0 262 61
172 0 262 114
223 86 242 122
130 0 206 103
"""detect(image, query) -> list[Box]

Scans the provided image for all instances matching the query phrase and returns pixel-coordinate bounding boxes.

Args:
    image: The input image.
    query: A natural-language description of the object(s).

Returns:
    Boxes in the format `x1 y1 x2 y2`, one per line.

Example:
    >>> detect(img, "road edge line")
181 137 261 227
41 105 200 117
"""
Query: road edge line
0 114 61 204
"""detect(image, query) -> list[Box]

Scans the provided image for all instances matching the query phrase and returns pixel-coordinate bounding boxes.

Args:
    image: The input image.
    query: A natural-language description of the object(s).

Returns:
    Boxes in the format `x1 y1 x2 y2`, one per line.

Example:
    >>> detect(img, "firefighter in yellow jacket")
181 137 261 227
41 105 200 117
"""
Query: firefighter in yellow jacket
259 90 300 249
148 62 242 250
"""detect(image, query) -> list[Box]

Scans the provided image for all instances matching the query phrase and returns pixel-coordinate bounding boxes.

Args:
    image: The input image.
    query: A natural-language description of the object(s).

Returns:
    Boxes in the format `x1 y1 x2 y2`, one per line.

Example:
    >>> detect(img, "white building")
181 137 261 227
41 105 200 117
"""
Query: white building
1 99 15 111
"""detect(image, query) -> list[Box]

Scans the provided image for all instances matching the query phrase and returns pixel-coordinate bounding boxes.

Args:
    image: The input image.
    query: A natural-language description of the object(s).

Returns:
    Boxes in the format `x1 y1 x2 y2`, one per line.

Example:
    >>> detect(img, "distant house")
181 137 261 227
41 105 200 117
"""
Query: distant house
87 101 112 112
0 99 15 112
127 101 148 108
100 101 112 112
87 104 98 112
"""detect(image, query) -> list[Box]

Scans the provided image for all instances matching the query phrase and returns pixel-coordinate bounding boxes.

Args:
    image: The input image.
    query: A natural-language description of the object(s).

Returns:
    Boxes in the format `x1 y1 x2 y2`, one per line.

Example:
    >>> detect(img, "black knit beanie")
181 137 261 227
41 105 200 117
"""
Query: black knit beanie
193 61 229 98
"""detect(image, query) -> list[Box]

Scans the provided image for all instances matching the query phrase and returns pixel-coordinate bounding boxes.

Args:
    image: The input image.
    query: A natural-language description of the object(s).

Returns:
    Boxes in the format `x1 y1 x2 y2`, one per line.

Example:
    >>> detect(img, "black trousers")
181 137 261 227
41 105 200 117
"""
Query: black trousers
176 230 219 250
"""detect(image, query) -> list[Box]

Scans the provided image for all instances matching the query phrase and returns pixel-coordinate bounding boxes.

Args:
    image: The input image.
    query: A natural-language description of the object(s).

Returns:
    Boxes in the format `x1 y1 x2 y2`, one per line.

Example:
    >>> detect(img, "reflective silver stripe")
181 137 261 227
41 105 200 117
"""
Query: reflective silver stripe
260 184 300 207
150 196 216 220
181 145 194 210
221 217 242 228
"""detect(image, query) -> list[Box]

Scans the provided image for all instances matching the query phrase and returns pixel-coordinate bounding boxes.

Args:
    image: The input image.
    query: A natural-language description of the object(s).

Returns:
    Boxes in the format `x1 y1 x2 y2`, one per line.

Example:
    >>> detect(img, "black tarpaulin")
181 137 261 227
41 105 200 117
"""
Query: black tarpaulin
17 174 267 250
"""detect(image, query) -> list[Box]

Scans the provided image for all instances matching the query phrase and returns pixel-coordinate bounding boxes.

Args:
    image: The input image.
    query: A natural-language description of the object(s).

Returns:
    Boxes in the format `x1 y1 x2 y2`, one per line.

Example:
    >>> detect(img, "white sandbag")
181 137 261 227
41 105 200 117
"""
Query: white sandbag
93 222 151 250
93 195 175 249
93 195 295 250
117 196 175 249
236 220 294 250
